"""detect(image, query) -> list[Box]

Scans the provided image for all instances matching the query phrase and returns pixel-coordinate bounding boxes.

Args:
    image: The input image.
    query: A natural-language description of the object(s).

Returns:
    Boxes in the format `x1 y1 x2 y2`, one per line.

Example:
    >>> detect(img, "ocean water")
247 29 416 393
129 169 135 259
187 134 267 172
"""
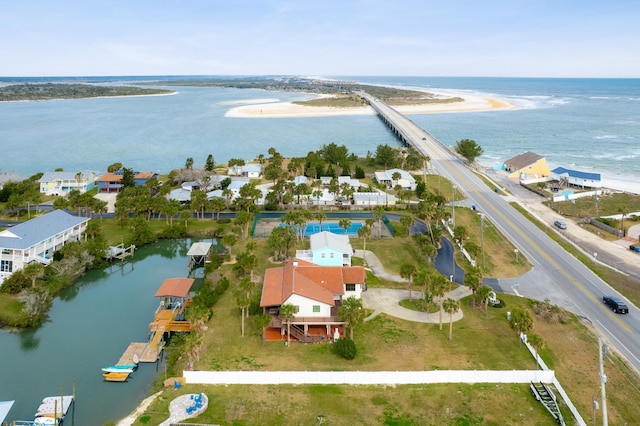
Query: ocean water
1 76 639 186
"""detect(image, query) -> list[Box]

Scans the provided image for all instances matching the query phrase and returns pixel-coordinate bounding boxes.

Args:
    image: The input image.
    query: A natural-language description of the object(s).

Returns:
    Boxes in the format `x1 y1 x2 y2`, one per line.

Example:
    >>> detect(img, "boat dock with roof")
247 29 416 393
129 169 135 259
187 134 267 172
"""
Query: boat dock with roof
187 241 211 269
115 277 195 365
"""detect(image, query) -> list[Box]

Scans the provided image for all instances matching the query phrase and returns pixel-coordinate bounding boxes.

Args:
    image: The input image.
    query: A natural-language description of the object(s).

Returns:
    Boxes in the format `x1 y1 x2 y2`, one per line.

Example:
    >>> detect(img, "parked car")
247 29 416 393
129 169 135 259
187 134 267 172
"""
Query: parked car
603 295 629 314
554 220 567 229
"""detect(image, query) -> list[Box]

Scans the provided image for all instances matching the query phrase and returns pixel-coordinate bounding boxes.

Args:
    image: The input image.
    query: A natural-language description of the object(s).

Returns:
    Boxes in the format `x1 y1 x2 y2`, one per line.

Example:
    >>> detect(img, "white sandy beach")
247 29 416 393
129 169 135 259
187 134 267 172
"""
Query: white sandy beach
224 91 516 118
601 177 640 195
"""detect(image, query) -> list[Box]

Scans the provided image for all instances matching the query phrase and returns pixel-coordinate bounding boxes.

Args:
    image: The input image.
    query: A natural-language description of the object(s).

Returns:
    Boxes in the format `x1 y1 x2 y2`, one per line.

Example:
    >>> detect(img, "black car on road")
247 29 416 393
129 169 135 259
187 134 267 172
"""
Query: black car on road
603 295 629 314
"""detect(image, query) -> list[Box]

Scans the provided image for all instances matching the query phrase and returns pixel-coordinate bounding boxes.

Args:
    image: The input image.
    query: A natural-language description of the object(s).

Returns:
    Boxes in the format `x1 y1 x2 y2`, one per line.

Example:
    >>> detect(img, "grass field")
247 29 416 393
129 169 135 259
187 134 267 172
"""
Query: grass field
131 278 640 426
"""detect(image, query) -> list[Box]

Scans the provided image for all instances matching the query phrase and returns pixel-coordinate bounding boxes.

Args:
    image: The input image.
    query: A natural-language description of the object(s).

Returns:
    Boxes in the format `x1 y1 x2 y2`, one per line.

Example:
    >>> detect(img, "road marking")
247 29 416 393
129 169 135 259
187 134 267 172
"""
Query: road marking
596 319 640 365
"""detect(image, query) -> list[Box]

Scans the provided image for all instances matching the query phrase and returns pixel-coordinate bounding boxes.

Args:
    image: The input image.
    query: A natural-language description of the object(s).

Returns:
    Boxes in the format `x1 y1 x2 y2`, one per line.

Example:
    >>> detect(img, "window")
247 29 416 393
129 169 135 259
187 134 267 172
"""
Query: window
0 260 13 273
313 305 320 313
294 305 300 313
330 253 334 258
321 253 326 258
345 284 356 292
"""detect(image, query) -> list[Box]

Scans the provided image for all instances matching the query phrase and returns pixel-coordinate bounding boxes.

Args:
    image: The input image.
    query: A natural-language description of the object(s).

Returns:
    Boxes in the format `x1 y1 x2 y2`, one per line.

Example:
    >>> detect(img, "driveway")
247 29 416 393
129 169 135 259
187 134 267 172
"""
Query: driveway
362 287 471 323
354 250 471 323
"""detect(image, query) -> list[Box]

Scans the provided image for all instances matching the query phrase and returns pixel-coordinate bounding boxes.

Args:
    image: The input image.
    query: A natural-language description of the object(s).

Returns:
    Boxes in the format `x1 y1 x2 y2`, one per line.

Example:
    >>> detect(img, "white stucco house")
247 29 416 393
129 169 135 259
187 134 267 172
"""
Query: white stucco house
0 210 89 285
374 169 417 190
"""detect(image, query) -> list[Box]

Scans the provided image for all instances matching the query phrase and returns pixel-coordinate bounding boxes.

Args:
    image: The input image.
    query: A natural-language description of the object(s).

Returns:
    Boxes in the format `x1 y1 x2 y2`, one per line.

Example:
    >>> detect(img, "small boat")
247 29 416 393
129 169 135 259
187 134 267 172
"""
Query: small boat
103 371 130 382
34 416 57 425
101 364 136 374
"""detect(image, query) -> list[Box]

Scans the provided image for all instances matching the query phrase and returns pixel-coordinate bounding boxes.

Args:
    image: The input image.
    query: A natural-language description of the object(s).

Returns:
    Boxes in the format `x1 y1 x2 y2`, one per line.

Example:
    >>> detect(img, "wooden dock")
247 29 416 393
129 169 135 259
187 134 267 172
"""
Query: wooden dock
118 341 165 364
106 243 136 261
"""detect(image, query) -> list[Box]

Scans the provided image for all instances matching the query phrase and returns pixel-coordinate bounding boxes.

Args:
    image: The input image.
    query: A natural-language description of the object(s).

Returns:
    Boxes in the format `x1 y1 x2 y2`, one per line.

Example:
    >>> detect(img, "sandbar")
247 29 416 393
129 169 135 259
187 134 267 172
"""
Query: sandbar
225 91 516 118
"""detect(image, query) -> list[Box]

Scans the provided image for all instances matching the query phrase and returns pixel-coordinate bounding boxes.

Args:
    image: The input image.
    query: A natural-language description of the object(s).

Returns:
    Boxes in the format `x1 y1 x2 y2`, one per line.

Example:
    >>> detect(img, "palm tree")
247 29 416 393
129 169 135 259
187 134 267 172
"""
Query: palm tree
279 303 297 346
222 188 233 209
453 225 468 247
464 266 483 307
432 273 448 330
254 313 272 345
23 262 44 288
476 285 492 318
399 263 417 300
619 207 629 236
338 218 352 235
443 298 460 341
338 296 365 340
373 206 385 238
312 189 324 206
236 277 256 337
357 224 371 266
314 212 327 231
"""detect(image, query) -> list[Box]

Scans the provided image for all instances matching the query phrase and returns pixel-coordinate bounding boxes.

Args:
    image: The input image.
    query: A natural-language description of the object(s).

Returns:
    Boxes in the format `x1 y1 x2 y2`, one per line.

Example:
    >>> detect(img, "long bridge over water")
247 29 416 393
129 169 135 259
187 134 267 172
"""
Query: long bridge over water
356 91 457 165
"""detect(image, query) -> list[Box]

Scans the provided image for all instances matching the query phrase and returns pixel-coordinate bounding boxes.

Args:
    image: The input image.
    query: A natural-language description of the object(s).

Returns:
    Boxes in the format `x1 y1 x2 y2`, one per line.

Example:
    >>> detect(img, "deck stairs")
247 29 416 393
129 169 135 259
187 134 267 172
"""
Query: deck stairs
530 382 565 425
289 325 324 343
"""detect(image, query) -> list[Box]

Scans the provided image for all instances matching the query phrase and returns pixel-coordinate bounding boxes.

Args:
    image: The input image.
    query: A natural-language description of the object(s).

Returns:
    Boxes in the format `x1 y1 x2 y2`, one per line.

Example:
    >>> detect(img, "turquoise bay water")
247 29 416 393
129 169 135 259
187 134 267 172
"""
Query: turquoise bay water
1 76 639 184
0 240 198 424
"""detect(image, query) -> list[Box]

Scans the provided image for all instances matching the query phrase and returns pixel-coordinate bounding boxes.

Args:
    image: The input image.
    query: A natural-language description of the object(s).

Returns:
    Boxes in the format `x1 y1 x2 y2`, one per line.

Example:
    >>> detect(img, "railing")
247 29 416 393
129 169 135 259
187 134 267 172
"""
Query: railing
269 316 340 329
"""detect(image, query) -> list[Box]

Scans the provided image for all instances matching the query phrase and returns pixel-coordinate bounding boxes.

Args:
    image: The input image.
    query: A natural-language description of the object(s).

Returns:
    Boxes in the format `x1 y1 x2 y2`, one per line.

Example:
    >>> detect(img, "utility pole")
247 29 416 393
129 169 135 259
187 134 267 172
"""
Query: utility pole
598 336 608 426
452 184 457 227
480 213 486 270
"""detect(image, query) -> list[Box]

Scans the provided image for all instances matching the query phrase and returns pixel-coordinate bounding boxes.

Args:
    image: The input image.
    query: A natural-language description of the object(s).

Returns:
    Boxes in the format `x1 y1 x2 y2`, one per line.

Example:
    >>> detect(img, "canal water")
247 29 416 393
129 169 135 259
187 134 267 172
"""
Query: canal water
0 239 200 425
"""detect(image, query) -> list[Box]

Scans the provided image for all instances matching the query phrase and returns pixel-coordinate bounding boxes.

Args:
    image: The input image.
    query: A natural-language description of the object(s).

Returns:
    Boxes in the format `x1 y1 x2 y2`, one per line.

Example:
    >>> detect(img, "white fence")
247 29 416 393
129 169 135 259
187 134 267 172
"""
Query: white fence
184 369 554 385
552 189 601 202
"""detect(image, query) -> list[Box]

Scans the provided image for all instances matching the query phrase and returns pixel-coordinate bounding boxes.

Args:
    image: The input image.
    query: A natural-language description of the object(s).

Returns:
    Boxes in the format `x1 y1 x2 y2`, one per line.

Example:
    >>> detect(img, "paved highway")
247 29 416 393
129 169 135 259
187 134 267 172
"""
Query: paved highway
359 92 640 373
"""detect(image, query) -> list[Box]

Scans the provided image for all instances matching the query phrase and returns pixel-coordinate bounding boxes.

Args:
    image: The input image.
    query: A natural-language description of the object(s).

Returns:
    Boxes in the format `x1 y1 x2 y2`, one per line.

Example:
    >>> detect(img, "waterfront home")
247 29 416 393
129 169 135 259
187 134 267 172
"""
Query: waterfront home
260 258 366 342
503 151 551 180
38 171 97 196
374 168 417 190
227 163 263 178
295 231 354 266
551 166 602 189
0 210 89 285
0 171 24 190
96 170 159 193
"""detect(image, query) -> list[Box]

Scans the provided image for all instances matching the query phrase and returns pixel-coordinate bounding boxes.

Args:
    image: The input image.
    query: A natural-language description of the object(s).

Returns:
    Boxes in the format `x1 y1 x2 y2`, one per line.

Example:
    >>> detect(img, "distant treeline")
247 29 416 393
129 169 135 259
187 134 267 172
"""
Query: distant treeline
0 83 174 101
152 77 463 105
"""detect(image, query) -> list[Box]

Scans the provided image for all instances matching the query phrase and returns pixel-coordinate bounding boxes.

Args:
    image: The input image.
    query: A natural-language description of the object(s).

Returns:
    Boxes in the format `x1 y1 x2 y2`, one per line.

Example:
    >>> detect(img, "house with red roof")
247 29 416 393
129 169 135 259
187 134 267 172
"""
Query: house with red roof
96 170 158 193
260 258 366 343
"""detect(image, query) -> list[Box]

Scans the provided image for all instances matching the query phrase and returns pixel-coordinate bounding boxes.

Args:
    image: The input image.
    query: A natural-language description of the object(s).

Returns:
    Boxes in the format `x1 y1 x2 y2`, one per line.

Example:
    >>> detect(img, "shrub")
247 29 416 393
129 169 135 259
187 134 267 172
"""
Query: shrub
0 270 30 294
334 337 357 360
158 224 187 239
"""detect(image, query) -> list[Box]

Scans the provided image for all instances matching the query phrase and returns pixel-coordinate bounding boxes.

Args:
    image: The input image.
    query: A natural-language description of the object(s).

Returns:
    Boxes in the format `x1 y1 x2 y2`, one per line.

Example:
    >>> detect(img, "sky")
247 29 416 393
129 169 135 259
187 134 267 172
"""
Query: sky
1 0 639 78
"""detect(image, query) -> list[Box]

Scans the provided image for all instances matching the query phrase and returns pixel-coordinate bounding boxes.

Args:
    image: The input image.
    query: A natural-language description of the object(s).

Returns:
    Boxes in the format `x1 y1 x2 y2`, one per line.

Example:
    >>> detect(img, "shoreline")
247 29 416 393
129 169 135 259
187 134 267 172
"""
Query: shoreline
0 91 177 103
225 91 517 118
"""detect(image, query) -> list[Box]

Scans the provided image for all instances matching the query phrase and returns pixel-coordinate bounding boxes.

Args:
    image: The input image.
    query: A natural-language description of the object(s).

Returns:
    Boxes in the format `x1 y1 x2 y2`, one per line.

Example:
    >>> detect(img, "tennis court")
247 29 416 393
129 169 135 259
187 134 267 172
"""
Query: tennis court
305 221 363 236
